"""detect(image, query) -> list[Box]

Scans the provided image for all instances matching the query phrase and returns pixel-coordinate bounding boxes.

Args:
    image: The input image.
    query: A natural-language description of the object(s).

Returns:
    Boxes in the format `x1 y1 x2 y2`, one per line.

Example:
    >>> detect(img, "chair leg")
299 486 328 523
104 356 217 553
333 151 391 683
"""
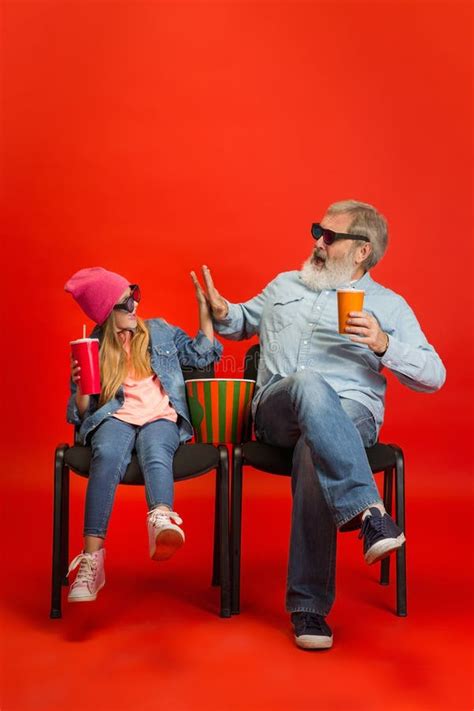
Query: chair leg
60 461 70 586
50 444 69 619
211 466 221 587
380 466 393 586
217 445 231 618
231 445 243 615
392 445 407 617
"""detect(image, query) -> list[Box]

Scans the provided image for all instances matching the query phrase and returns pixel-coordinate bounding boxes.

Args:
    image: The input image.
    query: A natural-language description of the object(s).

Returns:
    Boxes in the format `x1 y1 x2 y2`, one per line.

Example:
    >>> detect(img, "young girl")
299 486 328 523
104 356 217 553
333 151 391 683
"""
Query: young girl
65 266 222 602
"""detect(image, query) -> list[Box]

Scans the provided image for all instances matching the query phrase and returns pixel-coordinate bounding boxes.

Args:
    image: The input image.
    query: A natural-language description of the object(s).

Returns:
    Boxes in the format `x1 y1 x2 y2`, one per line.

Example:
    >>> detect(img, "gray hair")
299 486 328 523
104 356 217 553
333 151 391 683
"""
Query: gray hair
326 199 388 270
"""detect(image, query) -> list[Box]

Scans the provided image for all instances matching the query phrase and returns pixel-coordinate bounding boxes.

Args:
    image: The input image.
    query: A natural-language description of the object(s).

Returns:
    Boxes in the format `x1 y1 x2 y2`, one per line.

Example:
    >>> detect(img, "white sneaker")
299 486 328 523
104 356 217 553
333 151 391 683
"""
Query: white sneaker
67 549 106 602
147 508 185 561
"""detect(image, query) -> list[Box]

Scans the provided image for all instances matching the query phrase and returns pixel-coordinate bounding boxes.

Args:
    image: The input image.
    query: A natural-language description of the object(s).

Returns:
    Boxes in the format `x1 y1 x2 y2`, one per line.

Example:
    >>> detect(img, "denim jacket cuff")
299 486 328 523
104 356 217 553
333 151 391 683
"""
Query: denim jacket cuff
66 401 83 426
66 394 94 426
193 330 223 358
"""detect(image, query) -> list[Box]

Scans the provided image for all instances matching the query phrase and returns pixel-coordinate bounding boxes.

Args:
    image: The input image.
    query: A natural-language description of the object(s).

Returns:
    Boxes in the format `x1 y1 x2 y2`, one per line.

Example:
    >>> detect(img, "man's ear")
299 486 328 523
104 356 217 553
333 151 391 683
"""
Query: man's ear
355 242 372 265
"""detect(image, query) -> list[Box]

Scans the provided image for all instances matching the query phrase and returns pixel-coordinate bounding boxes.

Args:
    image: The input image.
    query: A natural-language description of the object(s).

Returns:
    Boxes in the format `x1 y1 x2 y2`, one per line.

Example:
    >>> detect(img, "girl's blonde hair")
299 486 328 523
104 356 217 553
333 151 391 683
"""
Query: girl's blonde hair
99 314 153 405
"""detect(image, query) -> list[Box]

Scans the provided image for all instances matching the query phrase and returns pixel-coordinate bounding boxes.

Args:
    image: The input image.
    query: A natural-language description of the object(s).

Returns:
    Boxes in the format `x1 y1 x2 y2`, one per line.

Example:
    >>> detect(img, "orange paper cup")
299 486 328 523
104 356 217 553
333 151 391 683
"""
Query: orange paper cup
337 289 365 334
185 379 256 444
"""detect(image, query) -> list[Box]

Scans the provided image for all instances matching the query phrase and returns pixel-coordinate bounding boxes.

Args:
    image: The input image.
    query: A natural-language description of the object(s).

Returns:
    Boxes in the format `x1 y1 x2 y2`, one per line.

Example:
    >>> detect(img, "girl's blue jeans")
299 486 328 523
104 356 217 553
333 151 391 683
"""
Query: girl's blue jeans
254 371 381 617
84 417 180 538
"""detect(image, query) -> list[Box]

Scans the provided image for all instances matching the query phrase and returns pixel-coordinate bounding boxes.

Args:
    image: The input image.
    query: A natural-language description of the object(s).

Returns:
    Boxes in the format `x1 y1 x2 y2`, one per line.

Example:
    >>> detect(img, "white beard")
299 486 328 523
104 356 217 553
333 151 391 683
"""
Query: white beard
300 250 357 291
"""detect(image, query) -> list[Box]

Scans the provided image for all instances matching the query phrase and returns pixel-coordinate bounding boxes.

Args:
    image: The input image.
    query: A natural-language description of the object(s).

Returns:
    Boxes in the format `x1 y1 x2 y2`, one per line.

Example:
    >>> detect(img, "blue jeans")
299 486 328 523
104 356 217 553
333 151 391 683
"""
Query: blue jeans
84 417 180 538
254 371 381 616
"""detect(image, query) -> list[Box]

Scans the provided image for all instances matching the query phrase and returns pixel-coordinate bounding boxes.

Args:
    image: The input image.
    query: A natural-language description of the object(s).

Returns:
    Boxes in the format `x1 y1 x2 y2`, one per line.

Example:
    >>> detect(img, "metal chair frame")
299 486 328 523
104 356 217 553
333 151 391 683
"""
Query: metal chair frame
50 365 231 619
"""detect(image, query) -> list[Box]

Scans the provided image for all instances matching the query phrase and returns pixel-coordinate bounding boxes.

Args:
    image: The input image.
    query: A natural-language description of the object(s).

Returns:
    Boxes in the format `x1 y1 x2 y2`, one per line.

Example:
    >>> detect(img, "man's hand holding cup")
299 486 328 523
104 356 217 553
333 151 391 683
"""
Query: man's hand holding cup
345 311 389 355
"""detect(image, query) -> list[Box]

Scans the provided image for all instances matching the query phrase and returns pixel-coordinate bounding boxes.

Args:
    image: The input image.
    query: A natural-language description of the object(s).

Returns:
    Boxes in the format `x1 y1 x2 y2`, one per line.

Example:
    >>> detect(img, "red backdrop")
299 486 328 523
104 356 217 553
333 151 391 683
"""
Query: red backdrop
1 1 472 492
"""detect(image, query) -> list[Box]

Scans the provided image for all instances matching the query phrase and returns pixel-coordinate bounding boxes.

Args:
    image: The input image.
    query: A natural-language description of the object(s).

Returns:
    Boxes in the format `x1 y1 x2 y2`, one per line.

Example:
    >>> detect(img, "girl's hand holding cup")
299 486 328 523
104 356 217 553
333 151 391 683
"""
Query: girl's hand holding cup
70 355 81 385
71 355 91 415
70 328 99 414
70 354 90 416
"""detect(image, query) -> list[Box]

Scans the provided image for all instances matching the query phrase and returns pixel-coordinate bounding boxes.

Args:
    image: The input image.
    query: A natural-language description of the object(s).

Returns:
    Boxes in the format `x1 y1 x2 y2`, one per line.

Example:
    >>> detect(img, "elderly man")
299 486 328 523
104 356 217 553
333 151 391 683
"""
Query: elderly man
192 200 445 649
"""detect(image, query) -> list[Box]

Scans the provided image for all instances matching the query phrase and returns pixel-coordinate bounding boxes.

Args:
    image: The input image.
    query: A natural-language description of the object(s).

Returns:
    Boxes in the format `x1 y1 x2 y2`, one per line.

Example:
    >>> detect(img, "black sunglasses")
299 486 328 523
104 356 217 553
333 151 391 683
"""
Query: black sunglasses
311 223 370 245
113 284 141 313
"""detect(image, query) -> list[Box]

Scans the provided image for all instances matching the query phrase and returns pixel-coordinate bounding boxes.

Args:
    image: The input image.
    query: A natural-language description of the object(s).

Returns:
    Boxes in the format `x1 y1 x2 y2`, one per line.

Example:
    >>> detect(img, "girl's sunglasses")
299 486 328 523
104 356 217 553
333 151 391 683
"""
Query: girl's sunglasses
113 284 141 313
311 223 370 245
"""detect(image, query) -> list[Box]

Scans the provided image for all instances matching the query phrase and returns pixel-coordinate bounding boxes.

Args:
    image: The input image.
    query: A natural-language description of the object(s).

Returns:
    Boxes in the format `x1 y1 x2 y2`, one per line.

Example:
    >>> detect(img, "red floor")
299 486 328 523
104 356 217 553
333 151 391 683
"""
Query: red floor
1 447 472 711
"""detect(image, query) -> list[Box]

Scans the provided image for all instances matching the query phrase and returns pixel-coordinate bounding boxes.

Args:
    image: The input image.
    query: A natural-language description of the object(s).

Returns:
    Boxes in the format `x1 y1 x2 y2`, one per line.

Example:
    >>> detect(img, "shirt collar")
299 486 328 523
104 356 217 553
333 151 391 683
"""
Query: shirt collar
350 271 372 289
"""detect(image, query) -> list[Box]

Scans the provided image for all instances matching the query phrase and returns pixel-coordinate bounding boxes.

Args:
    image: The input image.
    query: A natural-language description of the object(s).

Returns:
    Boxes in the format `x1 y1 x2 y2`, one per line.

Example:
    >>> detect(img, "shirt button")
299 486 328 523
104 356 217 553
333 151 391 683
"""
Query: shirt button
316 306 321 310
300 365 305 370
308 322 314 326
325 291 329 295
303 341 308 345
387 360 392 365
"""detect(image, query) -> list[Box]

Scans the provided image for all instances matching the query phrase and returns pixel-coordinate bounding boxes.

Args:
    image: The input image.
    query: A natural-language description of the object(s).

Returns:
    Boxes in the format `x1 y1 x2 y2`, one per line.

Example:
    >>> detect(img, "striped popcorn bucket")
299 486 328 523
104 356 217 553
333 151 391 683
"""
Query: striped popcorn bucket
185 379 256 444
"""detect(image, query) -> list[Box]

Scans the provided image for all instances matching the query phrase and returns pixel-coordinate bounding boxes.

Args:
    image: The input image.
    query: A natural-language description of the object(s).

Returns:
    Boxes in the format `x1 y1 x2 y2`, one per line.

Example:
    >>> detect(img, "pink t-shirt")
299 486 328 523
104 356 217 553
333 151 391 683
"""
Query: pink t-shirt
114 374 178 426
113 331 178 427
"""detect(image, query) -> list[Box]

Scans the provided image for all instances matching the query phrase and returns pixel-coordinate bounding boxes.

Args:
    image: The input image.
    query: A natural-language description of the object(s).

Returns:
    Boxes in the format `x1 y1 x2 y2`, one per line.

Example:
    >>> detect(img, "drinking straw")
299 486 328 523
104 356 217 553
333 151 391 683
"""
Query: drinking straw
83 324 86 339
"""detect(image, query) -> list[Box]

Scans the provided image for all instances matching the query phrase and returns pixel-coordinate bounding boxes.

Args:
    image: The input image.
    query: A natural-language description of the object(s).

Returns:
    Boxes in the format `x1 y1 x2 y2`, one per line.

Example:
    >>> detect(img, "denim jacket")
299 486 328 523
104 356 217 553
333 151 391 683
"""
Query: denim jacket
67 318 223 444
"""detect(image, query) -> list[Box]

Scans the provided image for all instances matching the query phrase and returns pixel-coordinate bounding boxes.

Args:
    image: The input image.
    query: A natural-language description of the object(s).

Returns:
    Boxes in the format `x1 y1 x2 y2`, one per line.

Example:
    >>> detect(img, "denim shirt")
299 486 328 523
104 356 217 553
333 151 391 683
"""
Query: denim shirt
67 318 223 444
213 270 446 436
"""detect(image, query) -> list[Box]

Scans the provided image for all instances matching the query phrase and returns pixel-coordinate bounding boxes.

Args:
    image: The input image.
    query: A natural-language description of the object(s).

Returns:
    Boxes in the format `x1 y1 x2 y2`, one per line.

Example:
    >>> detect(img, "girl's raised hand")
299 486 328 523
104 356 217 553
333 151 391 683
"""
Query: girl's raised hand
190 269 214 341
190 270 209 307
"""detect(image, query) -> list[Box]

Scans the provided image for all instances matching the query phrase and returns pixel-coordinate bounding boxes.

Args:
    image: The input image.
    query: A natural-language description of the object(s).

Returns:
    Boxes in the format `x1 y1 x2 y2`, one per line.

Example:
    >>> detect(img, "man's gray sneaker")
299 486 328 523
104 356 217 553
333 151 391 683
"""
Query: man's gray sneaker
359 507 406 565
291 612 333 650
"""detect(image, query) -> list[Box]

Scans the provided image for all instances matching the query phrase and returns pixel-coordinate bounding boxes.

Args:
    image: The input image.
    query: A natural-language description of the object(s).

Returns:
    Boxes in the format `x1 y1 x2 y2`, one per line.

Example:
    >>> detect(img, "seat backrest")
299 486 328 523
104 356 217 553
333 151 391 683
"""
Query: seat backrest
181 361 215 381
244 344 260 381
242 344 260 435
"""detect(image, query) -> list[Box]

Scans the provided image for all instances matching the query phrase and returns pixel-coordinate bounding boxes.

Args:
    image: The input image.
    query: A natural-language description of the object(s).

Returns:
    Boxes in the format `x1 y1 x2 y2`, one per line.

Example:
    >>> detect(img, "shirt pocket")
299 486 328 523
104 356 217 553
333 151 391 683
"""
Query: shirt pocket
152 342 179 376
266 297 304 333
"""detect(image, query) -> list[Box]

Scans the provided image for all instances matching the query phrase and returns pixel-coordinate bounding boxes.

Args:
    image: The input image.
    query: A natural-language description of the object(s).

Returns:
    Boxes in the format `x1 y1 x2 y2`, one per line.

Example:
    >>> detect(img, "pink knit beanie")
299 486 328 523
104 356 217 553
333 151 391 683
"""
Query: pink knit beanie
65 267 130 325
